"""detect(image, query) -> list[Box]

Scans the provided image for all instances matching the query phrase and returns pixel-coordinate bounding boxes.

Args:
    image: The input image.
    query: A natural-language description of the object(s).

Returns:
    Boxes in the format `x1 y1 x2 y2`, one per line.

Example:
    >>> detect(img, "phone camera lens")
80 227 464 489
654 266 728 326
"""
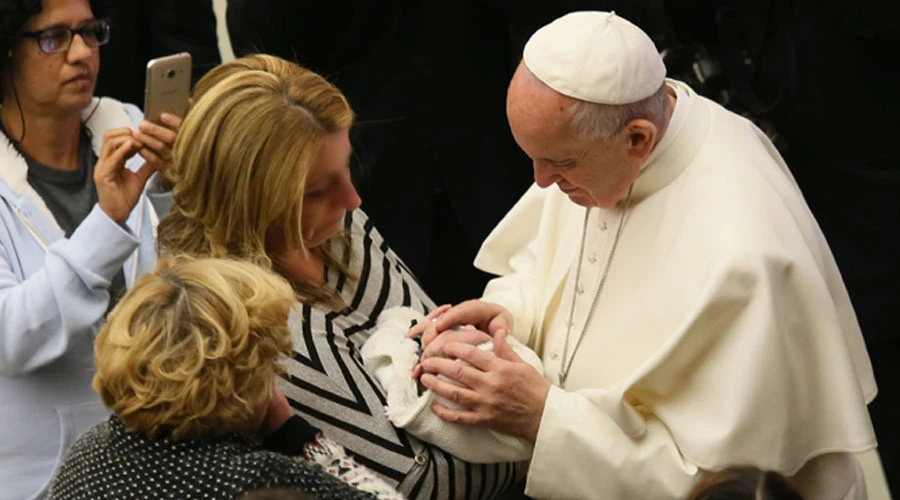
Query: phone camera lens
167 70 176 78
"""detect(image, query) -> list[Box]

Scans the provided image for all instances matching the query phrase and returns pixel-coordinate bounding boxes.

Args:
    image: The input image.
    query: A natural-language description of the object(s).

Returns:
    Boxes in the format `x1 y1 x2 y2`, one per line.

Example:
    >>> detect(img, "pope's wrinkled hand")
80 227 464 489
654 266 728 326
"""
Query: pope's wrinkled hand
420 299 514 348
411 327 493 380
419 330 550 443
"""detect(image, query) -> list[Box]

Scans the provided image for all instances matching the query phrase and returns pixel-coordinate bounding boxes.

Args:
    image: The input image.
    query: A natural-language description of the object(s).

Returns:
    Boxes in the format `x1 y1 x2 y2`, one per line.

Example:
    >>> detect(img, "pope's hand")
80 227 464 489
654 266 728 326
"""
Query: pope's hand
420 300 514 348
419 329 550 443
411 327 492 379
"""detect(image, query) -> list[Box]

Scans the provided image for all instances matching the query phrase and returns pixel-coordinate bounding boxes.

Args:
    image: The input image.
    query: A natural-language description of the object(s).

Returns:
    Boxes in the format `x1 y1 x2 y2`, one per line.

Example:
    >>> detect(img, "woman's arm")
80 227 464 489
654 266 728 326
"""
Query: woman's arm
0 206 139 376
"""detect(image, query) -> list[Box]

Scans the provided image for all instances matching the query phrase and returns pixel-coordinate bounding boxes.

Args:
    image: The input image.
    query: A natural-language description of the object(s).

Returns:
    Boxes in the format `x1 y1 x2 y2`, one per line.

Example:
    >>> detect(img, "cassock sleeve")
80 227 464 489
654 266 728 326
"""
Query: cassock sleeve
480 257 540 345
527 386 699 499
475 184 551 345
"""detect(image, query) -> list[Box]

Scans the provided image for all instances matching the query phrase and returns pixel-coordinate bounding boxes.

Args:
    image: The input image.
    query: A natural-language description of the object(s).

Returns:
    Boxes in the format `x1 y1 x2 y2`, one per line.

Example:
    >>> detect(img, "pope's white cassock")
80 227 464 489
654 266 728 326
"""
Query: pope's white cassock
474 80 877 499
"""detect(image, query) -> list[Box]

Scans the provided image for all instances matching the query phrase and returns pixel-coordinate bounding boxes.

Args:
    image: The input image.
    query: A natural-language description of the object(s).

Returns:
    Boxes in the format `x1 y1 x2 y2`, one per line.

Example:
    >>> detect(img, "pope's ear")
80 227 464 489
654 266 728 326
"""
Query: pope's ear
624 119 658 162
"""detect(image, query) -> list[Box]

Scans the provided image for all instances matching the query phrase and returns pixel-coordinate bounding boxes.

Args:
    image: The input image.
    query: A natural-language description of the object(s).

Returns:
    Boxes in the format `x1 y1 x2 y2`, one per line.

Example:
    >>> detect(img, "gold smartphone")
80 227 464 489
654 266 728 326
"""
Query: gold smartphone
143 52 192 124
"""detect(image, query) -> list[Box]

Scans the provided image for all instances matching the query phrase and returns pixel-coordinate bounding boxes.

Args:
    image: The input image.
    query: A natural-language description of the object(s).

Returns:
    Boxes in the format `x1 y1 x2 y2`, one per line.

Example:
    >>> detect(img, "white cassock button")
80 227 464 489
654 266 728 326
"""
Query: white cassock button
600 219 608 231
550 352 559 360
588 253 597 264
576 286 584 295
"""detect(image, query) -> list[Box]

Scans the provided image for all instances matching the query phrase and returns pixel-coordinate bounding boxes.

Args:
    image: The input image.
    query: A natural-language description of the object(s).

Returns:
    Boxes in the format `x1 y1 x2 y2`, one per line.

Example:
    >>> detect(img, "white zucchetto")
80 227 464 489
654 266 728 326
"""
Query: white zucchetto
523 11 667 105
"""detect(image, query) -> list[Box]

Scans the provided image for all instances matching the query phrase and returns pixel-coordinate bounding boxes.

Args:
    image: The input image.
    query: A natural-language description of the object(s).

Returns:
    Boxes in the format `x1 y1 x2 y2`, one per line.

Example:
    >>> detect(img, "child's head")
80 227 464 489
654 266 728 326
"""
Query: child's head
687 467 805 500
93 255 296 439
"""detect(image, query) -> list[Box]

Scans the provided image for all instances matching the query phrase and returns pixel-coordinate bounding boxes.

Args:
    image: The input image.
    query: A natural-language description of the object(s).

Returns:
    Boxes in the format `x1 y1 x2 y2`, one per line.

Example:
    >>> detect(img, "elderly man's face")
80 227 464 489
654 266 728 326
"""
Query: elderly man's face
506 65 641 208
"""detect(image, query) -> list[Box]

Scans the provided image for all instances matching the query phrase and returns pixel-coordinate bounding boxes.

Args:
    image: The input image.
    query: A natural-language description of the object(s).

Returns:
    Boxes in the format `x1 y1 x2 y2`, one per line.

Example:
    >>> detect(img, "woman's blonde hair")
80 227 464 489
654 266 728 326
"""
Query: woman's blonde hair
156 54 354 305
93 256 296 440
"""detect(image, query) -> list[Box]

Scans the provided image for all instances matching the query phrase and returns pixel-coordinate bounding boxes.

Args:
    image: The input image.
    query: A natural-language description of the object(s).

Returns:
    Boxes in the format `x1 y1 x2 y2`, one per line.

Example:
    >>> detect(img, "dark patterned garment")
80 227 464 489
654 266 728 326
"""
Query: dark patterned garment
47 416 376 500
279 209 522 500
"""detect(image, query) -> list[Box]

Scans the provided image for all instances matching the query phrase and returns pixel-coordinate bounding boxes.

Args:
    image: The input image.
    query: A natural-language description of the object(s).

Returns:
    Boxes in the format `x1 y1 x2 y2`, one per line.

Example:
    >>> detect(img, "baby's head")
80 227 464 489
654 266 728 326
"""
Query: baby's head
687 467 804 500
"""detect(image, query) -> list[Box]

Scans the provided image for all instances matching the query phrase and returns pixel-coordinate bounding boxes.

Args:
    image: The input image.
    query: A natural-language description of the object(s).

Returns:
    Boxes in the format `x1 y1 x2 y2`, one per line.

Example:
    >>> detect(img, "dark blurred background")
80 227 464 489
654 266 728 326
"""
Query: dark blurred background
96 0 899 494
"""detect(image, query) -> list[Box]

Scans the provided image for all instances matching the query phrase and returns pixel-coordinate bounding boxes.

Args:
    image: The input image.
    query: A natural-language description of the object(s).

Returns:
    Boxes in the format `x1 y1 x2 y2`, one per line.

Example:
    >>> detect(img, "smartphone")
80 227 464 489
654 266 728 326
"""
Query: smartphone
143 52 192 124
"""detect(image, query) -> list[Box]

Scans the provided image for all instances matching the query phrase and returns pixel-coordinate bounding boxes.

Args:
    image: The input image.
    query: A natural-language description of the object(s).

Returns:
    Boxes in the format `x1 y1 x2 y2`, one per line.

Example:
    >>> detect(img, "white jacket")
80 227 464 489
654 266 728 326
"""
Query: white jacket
0 97 170 499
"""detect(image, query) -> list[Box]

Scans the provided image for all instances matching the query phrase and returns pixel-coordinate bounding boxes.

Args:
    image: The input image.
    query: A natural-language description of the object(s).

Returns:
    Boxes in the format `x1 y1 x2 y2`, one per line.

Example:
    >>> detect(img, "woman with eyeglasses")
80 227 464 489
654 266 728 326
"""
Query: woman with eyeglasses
0 0 178 497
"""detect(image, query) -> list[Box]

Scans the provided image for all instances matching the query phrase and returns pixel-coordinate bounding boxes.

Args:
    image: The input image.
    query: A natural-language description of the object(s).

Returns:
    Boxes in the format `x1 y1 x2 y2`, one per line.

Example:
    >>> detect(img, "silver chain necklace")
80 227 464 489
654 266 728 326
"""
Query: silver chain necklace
558 185 634 387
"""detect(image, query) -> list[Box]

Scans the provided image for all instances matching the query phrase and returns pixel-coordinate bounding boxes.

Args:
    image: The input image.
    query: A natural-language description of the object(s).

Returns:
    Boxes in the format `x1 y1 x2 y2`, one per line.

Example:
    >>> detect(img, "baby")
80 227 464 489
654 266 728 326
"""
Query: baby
362 306 543 464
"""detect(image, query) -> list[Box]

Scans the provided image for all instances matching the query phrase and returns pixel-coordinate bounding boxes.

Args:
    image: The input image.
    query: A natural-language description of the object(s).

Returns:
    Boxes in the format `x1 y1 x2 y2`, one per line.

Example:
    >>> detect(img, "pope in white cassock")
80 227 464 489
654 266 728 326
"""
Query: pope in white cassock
415 11 877 500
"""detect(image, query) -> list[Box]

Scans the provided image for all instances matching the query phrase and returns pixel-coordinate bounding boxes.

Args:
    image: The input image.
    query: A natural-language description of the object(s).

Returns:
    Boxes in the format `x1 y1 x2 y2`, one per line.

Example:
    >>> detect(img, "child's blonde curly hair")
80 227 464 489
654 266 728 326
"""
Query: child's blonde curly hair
93 255 296 439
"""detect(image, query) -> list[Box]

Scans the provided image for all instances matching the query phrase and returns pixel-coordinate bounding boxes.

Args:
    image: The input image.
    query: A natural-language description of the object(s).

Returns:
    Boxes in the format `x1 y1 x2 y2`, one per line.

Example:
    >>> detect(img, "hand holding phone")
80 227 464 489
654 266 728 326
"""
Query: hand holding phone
136 53 191 184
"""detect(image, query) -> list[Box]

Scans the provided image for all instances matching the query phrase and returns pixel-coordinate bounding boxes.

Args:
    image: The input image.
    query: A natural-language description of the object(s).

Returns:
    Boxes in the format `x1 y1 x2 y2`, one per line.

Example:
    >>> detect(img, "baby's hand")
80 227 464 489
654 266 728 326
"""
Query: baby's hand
406 304 452 339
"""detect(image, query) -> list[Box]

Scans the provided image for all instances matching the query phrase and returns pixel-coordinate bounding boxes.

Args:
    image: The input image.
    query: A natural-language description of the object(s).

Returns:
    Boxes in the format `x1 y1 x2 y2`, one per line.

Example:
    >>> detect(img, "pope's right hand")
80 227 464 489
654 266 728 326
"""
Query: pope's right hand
94 128 155 224
420 299 514 348
412 327 494 380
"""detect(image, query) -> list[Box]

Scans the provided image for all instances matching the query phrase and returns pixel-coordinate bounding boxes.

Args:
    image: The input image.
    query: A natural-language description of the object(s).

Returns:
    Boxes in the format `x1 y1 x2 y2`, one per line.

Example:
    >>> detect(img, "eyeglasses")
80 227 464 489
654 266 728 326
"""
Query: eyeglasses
19 18 110 55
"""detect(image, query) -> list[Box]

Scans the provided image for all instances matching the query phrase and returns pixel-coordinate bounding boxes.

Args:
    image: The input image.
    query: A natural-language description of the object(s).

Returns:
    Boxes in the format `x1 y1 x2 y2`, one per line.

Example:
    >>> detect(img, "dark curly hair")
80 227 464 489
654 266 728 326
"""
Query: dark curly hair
0 0 107 98
687 467 805 500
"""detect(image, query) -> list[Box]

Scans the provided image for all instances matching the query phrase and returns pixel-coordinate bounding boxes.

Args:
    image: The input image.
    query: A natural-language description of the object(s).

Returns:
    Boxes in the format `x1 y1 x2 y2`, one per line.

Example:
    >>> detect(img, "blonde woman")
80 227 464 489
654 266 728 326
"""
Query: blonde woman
156 55 522 499
48 256 401 500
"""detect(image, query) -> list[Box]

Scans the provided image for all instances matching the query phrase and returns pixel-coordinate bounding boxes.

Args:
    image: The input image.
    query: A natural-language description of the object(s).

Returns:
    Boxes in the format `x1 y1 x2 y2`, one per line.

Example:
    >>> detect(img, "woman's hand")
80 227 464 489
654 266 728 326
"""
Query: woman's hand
94 128 152 224
133 112 183 187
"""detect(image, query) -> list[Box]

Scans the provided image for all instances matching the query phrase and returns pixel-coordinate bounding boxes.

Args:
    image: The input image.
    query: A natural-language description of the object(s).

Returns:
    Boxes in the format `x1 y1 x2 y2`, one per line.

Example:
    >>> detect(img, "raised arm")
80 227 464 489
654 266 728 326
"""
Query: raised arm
0 207 139 376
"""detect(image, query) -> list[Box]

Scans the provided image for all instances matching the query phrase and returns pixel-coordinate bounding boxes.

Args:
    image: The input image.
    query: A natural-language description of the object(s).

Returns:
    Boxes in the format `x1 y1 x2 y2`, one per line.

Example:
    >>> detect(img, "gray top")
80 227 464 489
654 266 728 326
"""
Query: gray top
24 129 98 238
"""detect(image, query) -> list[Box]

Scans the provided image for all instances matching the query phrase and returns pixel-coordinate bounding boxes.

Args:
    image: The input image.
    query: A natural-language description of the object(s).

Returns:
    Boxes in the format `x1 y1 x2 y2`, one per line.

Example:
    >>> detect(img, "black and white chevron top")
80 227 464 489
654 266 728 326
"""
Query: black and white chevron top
279 209 521 500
